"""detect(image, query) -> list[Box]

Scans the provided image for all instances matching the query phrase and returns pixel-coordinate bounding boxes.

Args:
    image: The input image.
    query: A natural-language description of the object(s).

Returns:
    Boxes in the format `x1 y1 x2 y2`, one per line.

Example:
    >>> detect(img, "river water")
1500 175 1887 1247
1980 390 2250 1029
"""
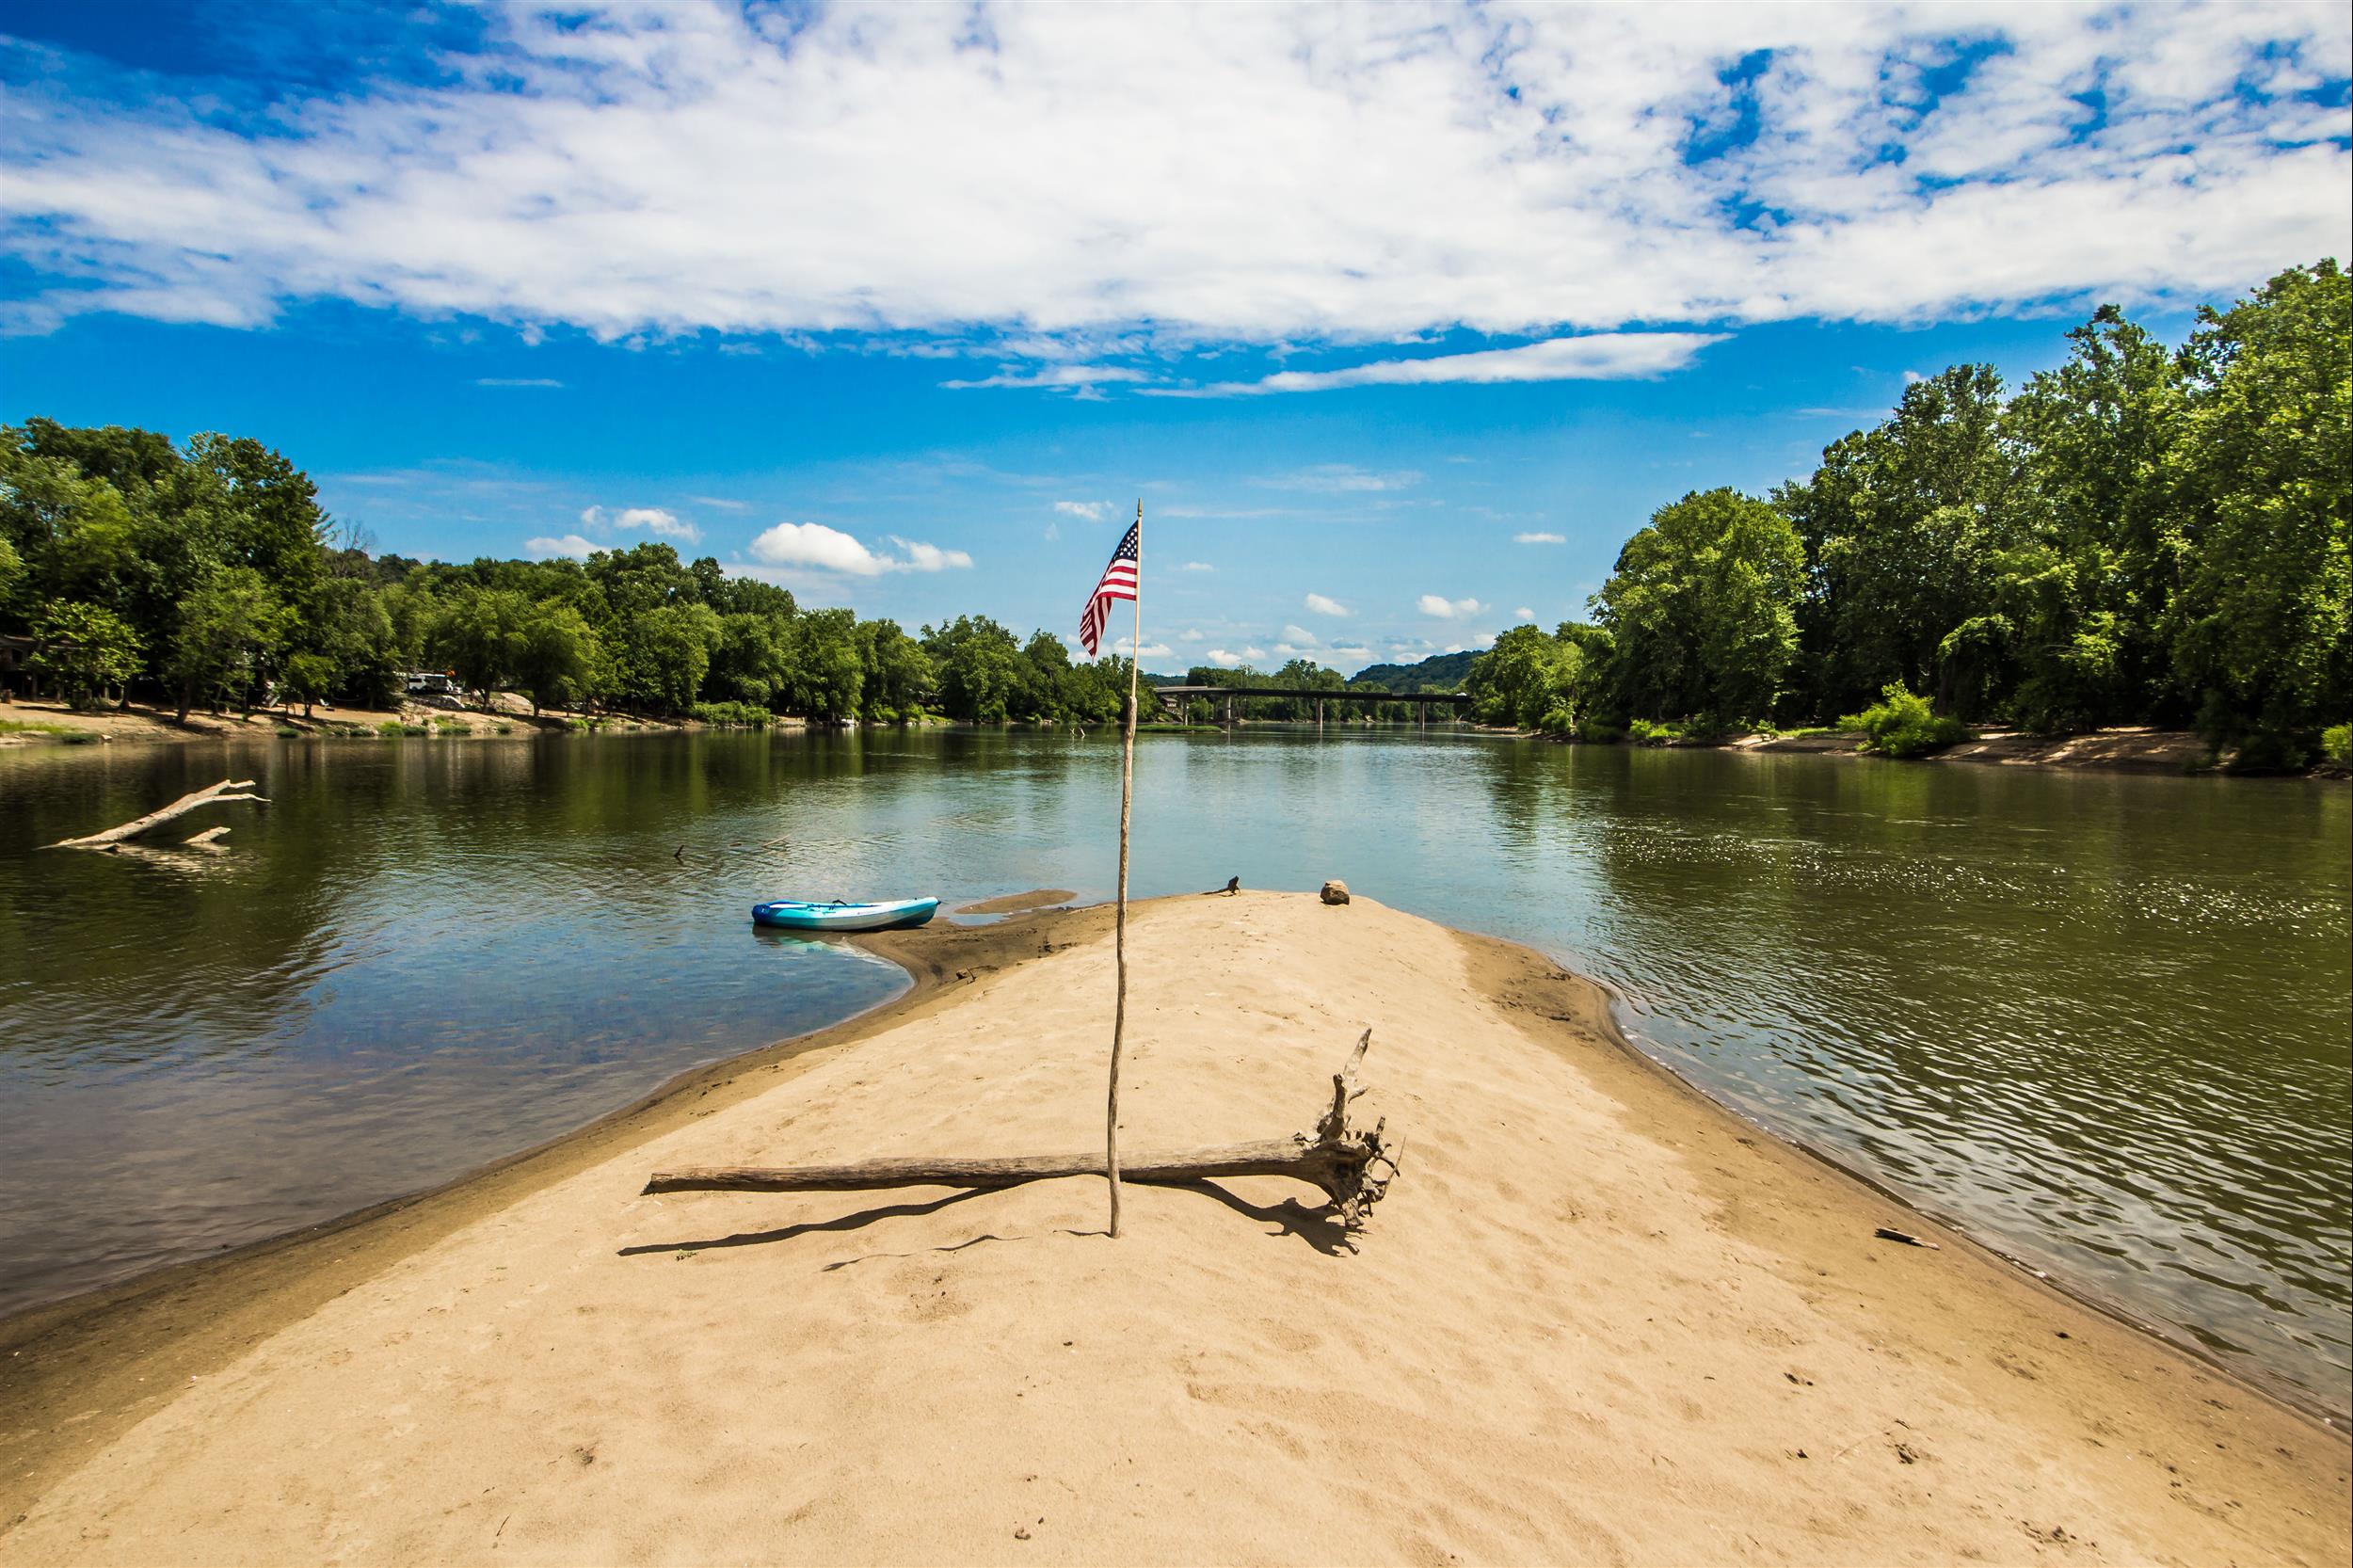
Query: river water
2 729 2345 1410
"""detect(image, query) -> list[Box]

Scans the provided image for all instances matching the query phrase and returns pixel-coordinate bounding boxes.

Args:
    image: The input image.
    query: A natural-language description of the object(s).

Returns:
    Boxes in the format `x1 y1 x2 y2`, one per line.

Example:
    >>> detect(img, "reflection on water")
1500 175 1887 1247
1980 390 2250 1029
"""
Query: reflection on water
1 729 2345 1411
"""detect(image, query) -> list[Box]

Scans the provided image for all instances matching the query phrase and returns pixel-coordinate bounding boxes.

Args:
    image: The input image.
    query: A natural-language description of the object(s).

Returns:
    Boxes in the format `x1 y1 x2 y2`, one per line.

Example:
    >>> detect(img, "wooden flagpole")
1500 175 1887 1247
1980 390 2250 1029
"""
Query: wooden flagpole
1107 499 1142 1238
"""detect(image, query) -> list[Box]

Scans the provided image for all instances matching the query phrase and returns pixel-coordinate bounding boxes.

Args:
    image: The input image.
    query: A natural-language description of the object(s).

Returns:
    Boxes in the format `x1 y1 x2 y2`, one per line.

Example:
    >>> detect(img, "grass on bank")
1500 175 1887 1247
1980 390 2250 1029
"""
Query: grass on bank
0 717 100 744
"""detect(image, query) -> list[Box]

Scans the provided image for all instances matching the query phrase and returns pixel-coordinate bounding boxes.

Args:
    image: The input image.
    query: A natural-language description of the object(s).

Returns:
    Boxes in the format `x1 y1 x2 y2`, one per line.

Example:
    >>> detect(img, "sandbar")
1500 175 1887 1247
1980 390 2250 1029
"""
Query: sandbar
0 891 2343 1565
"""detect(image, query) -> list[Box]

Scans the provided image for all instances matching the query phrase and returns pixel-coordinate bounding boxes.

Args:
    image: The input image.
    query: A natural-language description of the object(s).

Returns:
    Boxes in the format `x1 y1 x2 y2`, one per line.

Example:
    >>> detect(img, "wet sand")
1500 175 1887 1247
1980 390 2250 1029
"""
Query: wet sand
1 891 2344 1565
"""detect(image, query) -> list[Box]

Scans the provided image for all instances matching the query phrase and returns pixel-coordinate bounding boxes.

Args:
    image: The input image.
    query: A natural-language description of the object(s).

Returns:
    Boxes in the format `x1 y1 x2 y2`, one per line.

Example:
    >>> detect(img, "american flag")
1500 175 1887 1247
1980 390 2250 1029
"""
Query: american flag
1077 518 1140 657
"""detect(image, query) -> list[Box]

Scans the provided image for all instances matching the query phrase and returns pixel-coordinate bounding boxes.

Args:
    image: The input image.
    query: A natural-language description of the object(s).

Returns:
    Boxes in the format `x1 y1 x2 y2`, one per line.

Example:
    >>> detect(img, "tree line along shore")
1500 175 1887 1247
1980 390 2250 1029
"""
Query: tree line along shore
2 261 2345 769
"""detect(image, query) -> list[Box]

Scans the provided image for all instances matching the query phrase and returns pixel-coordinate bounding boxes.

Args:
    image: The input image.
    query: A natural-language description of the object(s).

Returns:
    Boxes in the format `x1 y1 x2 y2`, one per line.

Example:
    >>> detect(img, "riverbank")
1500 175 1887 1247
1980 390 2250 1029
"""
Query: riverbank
0 696 678 745
1 891 2341 1565
1734 725 2255 775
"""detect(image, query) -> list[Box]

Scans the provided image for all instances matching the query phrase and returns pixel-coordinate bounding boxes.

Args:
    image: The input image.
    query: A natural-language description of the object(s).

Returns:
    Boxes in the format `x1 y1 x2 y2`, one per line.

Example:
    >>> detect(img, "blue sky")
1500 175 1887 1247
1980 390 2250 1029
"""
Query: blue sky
4 1 2347 672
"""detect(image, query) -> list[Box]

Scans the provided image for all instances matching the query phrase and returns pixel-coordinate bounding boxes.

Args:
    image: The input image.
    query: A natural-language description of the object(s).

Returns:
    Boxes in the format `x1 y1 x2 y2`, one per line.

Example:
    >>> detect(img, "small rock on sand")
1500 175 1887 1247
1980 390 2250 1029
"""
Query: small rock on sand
1321 880 1351 905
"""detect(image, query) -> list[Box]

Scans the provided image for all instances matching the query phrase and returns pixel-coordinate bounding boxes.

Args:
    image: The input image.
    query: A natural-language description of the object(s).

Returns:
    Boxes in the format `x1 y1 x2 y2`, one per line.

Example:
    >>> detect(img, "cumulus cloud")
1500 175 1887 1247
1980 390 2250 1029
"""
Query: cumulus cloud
581 504 699 543
1417 594 1484 619
7 3 2342 349
746 521 970 576
1514 531 1566 545
1303 592 1351 616
525 534 598 559
1054 500 1110 520
1514 607 1536 620
1280 624 1320 646
892 537 975 572
1178 628 1205 642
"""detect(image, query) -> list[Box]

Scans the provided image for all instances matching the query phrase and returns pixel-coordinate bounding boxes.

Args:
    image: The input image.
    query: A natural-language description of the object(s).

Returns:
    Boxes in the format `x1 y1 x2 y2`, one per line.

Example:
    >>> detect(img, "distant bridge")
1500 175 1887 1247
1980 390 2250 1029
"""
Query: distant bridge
1150 684 1472 724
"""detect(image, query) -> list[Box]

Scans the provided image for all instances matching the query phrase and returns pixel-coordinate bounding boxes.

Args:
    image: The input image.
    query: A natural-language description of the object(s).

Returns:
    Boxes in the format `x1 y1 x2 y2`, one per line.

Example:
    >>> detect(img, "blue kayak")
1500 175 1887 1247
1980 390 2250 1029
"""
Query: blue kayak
751 896 940 932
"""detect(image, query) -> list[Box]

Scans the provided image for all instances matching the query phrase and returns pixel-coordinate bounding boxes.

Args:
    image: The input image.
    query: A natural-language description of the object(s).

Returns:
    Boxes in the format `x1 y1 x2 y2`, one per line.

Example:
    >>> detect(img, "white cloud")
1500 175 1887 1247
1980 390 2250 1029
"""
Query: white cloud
8 5 2342 346
690 495 750 512
1303 593 1351 616
1111 637 1173 660
1279 625 1320 646
1177 561 1214 572
1207 648 1244 668
890 536 975 572
1168 334 1725 396
1418 594 1485 619
746 521 972 576
1178 628 1204 642
475 376 564 388
1054 500 1110 521
581 504 699 543
1514 607 1536 620
749 521 886 576
525 534 599 559
1262 465 1417 494
941 365 1153 392
1514 531 1566 545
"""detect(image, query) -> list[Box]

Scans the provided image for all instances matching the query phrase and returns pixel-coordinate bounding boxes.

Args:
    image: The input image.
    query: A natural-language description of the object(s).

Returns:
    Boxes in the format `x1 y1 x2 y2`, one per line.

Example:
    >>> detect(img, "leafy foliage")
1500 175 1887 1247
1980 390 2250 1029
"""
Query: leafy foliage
0 424 1140 728
1465 260 2347 764
29 600 143 708
1839 681 1971 759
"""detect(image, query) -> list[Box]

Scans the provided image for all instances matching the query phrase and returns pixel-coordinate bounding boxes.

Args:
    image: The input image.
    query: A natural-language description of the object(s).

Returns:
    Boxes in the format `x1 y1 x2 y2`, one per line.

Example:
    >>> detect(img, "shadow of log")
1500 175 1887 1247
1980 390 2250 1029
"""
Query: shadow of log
617 1188 993 1256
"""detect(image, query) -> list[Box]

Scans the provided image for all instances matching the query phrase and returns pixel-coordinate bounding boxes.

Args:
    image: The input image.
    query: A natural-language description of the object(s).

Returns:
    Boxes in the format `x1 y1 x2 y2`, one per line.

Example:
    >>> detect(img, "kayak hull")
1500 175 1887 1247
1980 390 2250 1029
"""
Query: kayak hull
752 897 940 932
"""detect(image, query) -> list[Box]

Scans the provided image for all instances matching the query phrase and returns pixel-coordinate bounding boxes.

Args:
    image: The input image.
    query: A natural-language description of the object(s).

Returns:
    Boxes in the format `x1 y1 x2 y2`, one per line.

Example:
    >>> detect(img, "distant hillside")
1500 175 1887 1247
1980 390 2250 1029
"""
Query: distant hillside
1348 650 1480 692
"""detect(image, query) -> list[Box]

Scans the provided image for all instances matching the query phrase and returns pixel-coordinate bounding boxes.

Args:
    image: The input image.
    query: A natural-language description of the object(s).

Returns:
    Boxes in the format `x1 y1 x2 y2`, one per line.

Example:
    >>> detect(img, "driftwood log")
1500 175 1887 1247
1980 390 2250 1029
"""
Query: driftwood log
646 1028 1401 1225
48 777 268 850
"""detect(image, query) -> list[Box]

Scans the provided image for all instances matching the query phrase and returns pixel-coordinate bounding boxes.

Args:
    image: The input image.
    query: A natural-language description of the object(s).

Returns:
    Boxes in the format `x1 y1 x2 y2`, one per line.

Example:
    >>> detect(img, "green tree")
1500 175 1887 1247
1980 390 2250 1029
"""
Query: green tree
709 612 788 708
168 567 286 720
1595 488 1805 724
785 607 863 721
30 600 143 708
431 587 531 708
184 432 328 592
2167 260 2352 765
1991 305 2190 729
279 651 336 716
924 615 1023 722
855 617 935 719
611 601 720 714
273 574 402 712
1776 365 2016 716
514 600 600 715
1466 624 1584 730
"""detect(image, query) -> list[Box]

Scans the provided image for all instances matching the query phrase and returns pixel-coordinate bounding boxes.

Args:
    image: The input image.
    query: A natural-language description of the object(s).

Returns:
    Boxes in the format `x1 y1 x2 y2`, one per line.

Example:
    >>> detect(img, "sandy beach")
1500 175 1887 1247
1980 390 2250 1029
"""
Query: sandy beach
1 890 2344 1566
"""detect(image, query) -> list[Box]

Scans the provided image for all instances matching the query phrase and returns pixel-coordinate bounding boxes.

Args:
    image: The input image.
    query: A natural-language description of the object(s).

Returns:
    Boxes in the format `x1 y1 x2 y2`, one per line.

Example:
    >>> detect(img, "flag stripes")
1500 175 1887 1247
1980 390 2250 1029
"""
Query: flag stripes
1078 520 1141 656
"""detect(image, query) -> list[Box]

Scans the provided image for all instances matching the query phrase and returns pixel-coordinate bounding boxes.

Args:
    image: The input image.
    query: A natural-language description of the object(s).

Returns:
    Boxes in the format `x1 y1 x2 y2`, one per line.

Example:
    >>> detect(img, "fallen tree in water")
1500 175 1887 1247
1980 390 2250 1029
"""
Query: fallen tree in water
48 777 268 851
646 1028 1401 1226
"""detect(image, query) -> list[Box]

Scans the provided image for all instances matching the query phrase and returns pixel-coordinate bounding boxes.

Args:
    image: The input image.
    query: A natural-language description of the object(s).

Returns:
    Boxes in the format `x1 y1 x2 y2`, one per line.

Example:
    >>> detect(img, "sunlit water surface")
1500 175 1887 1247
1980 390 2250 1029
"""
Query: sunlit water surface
2 730 2345 1410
